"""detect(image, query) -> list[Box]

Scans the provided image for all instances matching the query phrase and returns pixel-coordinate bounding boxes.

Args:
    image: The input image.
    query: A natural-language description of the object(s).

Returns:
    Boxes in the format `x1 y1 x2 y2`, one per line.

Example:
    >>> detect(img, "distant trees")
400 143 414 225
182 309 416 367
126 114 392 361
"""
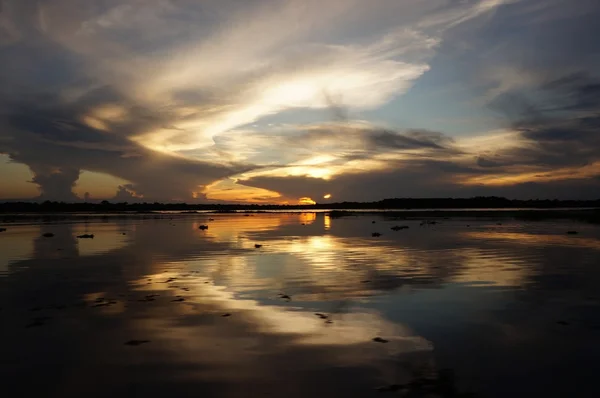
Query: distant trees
1 196 599 213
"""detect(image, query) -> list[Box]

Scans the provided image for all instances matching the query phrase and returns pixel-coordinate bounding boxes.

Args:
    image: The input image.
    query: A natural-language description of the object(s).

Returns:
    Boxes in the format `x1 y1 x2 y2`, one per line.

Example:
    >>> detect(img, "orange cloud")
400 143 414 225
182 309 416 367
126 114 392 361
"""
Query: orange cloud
298 197 316 205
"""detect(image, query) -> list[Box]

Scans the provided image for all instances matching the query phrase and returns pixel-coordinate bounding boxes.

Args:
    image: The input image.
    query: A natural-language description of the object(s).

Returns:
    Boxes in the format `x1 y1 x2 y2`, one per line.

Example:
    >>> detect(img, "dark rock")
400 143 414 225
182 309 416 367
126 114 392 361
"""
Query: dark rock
375 384 404 392
198 225 209 230
372 337 389 343
315 313 328 319
171 298 185 302
124 340 150 346
42 233 54 238
77 234 94 239
567 231 578 235
254 244 263 248
221 313 231 317
391 225 409 231
372 232 381 237
25 320 45 328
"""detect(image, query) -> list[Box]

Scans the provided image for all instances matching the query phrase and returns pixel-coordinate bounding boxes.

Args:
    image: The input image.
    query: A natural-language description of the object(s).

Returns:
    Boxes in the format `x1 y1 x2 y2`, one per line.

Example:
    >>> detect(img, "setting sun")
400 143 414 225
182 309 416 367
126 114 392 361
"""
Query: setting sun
323 194 332 199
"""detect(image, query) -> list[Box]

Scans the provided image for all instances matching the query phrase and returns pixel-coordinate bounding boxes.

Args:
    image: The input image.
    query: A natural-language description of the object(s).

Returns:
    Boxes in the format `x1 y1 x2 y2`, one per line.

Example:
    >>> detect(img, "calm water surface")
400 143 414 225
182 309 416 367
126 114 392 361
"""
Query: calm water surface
1 213 600 397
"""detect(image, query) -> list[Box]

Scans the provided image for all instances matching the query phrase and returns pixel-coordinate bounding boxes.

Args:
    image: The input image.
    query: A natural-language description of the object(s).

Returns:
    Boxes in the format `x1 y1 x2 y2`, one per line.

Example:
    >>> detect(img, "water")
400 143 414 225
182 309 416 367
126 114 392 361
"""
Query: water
1 213 599 397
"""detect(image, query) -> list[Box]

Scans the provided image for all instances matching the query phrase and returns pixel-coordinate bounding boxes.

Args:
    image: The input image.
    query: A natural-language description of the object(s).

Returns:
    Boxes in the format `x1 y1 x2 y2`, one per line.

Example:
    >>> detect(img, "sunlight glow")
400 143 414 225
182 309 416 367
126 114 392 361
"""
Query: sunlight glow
298 197 316 205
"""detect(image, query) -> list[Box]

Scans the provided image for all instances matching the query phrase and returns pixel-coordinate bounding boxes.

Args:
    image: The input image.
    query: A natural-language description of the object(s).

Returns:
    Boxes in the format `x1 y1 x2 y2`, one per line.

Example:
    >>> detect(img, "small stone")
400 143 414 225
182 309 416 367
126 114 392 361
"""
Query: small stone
375 384 404 392
124 340 150 346
372 337 389 343
25 320 45 328
254 244 263 248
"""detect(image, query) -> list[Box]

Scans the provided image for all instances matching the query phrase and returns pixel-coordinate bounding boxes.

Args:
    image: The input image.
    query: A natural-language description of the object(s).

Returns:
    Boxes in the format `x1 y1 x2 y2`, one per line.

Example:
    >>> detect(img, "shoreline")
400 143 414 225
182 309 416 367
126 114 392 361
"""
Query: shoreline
1 207 599 225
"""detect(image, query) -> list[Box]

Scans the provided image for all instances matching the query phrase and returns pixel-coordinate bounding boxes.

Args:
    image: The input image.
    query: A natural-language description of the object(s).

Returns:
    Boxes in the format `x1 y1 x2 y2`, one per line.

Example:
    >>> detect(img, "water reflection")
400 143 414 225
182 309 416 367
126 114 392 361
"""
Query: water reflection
1 214 600 397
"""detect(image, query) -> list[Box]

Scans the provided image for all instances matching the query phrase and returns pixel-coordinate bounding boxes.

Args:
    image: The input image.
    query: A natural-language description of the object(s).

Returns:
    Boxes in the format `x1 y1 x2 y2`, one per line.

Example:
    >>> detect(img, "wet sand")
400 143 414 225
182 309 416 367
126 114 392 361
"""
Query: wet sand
1 213 600 397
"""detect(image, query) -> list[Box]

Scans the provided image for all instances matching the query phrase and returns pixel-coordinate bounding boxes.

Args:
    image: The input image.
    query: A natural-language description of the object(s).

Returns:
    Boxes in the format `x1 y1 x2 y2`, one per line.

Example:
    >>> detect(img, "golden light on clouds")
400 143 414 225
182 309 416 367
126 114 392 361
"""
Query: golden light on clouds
203 179 282 203
299 197 316 205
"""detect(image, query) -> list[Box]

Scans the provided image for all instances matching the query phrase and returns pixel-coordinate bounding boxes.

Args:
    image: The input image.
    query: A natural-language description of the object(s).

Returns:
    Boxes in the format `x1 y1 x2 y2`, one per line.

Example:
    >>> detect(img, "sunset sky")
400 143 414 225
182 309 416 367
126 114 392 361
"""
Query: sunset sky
1 0 599 203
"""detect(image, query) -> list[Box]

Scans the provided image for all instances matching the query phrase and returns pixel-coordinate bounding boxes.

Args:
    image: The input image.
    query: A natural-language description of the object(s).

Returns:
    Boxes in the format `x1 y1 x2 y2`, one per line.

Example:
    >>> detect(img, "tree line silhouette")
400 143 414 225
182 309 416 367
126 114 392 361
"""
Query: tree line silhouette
1 196 599 213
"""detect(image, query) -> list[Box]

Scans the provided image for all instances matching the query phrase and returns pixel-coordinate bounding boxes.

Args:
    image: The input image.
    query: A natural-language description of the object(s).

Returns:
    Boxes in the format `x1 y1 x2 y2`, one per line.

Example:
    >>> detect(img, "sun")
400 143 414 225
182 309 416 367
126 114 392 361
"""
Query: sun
323 194 332 199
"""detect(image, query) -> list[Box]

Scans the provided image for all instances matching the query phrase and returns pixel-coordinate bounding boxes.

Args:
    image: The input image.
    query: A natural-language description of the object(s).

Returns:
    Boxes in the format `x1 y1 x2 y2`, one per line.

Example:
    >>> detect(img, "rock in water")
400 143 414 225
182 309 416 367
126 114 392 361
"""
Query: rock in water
372 337 389 343
124 340 150 346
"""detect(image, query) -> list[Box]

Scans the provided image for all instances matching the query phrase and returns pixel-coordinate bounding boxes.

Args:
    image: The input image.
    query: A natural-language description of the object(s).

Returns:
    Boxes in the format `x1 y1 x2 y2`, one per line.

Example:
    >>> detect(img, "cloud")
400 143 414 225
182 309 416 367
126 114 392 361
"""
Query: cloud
7 0 599 202
233 71 600 202
0 89 245 201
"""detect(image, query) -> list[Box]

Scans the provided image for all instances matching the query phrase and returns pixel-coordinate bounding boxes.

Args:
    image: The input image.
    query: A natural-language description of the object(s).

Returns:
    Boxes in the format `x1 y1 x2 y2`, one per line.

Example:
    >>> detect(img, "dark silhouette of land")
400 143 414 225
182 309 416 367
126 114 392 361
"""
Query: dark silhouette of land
1 197 599 224
1 196 599 213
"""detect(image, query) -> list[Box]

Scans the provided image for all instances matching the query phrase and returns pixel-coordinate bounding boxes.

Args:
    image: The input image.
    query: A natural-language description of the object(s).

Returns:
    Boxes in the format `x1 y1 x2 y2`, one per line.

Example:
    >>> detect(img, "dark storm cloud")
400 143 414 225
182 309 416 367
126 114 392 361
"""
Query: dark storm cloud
479 73 600 170
0 91 246 201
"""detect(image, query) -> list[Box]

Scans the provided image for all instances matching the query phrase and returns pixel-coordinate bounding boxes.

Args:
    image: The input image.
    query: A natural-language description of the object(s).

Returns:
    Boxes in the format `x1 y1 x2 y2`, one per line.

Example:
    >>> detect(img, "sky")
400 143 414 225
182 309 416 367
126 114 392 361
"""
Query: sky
1 0 600 204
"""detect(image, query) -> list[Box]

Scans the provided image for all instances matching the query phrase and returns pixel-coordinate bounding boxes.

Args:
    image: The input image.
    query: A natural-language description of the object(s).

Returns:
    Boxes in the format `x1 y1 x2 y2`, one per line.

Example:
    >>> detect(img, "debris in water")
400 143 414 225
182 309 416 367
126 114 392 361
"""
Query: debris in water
254 244 263 248
199 225 209 230
77 234 94 239
315 313 328 319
